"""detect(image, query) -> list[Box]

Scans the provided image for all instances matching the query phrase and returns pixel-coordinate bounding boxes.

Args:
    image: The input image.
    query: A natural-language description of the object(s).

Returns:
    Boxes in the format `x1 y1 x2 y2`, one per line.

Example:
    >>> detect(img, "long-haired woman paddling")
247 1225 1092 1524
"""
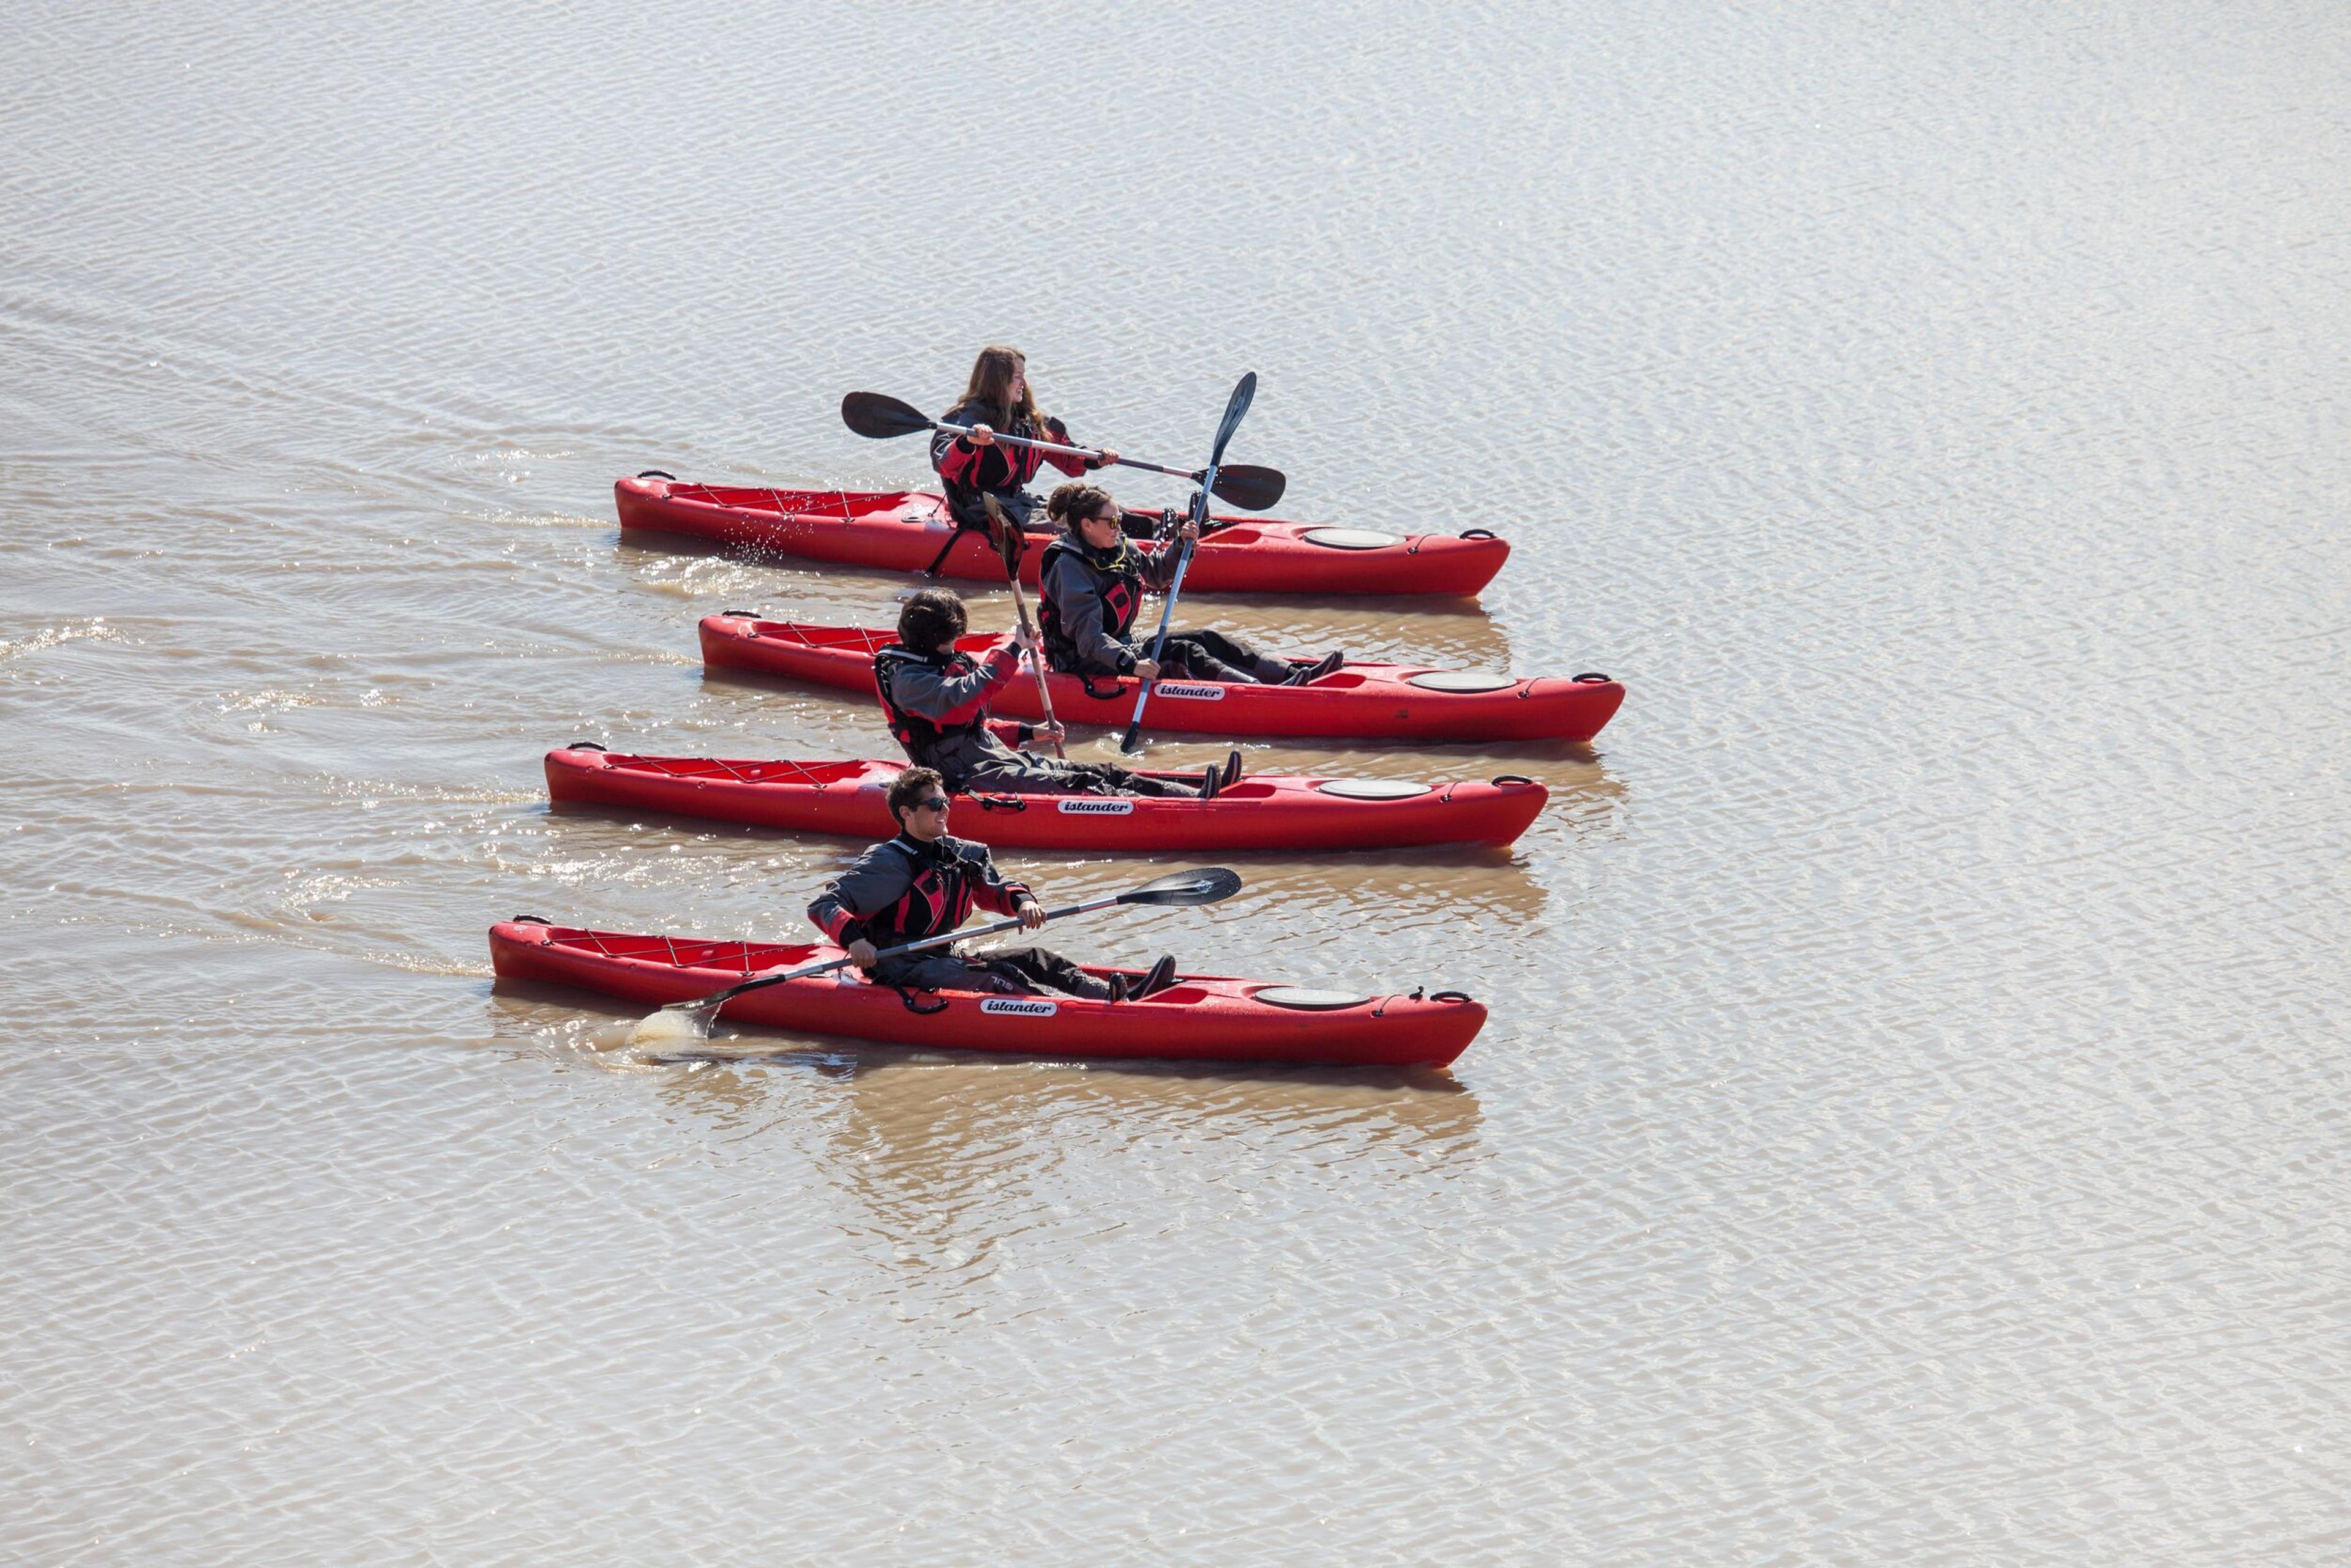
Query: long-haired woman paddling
931 345 1118 532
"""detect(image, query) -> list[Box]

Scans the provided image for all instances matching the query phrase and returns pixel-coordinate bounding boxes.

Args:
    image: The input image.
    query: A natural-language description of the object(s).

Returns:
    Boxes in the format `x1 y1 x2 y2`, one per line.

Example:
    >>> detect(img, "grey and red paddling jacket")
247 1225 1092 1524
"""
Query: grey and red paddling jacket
929 398 1106 528
871 639 1047 790
808 831 1035 958
1037 532 1182 675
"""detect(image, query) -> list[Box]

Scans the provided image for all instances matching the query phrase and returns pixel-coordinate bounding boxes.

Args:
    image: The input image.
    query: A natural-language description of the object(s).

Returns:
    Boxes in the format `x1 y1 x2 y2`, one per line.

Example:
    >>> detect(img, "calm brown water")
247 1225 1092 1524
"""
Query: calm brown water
6 1 2348 1562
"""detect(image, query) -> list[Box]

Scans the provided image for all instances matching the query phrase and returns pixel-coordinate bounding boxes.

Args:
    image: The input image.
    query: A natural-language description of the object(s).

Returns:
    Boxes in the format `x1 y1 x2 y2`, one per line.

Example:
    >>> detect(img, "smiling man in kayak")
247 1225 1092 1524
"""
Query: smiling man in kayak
874 588 1228 798
809 767 1177 1002
1037 482 1344 687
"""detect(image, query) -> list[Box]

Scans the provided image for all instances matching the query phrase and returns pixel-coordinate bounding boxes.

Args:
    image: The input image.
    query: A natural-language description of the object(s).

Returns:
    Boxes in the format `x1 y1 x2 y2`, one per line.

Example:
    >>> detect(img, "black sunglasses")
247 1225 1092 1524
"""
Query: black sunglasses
915 796 951 812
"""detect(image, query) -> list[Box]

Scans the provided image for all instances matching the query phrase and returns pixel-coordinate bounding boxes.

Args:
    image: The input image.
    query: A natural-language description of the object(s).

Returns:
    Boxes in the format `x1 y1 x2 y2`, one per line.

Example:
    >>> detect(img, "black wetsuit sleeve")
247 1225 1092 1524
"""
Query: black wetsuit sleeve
957 841 1035 917
1138 539 1183 593
807 842 915 945
887 641 1022 725
1039 416 1100 477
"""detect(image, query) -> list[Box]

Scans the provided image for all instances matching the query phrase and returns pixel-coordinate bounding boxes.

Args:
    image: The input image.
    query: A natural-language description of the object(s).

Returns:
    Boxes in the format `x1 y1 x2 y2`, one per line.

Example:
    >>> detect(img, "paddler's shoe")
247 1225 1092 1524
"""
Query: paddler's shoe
1130 954 1179 1000
1221 749 1245 790
1198 764 1222 800
1287 651 1345 686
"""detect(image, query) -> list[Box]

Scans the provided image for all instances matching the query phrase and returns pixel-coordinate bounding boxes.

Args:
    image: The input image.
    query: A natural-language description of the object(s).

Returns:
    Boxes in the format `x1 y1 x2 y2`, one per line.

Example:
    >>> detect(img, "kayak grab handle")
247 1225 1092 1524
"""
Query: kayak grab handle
509 913 554 926
1078 675 1127 700
568 741 607 751
637 470 678 481
1491 773 1534 786
1461 528 1499 539
1384 985 1471 1016
1571 672 1611 683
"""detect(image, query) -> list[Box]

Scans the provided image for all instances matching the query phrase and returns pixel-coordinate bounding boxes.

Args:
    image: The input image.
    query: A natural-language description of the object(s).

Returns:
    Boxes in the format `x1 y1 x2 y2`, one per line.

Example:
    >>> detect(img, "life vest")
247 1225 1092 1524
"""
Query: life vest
1037 535 1144 672
871 643 978 765
859 838 980 950
934 403 1071 528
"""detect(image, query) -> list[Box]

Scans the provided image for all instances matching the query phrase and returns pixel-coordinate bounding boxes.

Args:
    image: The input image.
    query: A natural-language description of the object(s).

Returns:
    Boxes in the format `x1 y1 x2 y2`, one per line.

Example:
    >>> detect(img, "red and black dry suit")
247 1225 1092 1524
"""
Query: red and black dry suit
871 637 1204 797
806 831 1112 998
1037 530 1301 684
930 398 1106 531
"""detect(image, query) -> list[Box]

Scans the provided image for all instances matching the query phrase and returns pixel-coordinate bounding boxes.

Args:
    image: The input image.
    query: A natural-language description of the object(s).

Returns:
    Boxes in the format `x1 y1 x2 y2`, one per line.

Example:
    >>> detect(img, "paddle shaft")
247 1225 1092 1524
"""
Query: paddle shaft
674 891 1133 1014
932 416 1202 482
980 493 1067 760
1114 376 1250 752
1119 527 1200 752
1122 372 1256 751
1007 583 1066 760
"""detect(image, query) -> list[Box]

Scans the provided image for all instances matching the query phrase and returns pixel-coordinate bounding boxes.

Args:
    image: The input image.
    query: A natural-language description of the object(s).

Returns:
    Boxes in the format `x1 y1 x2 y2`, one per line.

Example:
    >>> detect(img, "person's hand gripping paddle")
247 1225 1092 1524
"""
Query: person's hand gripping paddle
1120 372 1256 754
842 391 1286 512
624 868 1244 1047
982 493 1066 760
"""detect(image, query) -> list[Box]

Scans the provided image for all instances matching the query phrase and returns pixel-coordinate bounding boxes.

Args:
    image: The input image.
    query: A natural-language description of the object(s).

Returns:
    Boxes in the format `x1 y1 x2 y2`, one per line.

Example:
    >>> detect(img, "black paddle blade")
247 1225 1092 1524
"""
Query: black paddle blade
1117 867 1243 907
981 493 1025 575
841 391 933 440
1207 463 1285 511
1207 371 1257 470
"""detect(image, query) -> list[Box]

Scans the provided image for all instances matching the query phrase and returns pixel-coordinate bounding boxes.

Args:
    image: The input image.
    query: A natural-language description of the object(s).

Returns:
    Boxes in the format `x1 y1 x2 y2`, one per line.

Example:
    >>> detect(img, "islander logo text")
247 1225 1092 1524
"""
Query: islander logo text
980 997 1059 1017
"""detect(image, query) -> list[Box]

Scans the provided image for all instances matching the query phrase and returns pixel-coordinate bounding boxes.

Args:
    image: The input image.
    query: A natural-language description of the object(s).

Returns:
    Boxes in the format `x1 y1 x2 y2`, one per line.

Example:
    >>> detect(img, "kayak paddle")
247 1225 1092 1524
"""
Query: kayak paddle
981 494 1068 760
1119 371 1254 753
625 866 1244 1047
842 390 1286 512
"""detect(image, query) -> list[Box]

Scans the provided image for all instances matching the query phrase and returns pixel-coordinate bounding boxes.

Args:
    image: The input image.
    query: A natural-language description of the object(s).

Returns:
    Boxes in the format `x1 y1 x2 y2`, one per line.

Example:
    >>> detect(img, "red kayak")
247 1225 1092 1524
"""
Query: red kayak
699 616 1625 745
544 747 1548 850
490 920 1485 1068
615 475 1509 598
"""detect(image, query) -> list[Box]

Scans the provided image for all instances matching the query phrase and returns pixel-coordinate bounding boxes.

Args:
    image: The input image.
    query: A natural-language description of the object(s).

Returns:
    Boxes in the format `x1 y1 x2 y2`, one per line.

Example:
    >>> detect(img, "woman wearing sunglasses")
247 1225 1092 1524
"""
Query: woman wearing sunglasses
808 767 1178 1003
1036 482 1344 688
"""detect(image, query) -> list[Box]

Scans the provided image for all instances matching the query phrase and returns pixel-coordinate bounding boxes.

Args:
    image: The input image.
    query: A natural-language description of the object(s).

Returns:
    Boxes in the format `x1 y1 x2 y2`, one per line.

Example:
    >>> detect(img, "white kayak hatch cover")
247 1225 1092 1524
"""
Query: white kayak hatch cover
1302 526 1406 550
1316 778 1432 800
1406 670 1518 692
1254 986 1374 1010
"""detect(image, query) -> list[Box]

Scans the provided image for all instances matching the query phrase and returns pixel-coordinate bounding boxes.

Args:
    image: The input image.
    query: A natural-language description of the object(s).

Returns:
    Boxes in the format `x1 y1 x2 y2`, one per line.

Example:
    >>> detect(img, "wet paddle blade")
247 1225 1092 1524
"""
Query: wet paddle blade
982 493 1025 574
1208 463 1284 511
841 391 933 440
628 998 721 1048
1116 867 1243 907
